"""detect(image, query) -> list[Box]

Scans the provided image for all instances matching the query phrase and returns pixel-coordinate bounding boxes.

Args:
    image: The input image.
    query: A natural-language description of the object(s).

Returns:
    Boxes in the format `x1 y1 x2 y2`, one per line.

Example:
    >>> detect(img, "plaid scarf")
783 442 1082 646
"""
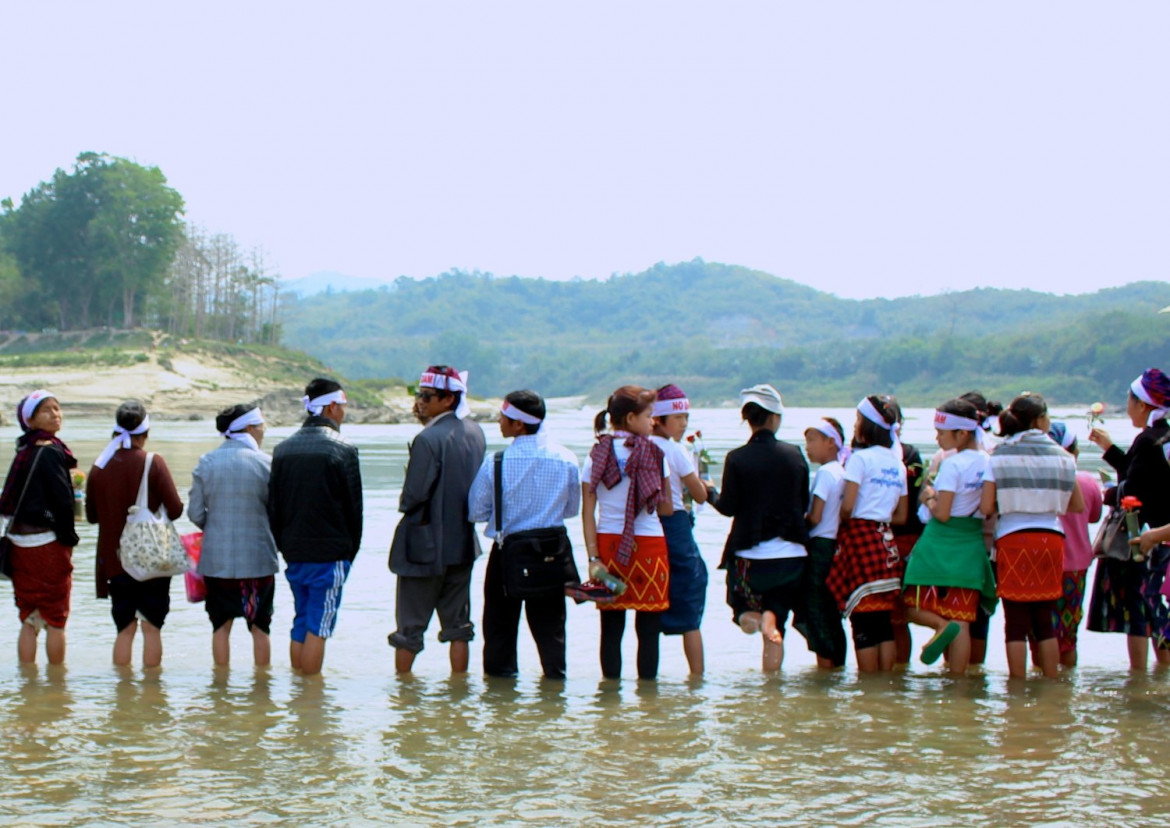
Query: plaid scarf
589 432 665 566
0 430 77 514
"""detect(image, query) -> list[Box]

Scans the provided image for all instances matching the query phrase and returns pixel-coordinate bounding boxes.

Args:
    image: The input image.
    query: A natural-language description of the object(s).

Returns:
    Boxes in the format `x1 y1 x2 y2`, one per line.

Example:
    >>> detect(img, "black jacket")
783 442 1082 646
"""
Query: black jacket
2 443 78 547
1103 418 1170 528
268 416 363 563
710 429 809 568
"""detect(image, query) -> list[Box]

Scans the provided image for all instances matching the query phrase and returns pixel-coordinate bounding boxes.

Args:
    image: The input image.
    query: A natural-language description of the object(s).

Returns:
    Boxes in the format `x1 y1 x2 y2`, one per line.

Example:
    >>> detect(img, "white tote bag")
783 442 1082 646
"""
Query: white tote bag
117 453 190 581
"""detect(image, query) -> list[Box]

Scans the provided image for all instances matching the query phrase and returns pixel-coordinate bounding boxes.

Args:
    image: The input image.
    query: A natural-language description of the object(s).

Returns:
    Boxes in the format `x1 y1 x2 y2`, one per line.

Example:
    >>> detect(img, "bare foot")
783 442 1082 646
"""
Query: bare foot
738 612 762 634
761 610 784 645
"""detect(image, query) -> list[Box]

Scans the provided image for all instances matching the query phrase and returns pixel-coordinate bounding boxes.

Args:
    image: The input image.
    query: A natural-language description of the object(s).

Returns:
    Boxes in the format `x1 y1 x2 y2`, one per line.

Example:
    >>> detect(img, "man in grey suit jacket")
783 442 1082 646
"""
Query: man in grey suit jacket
389 365 486 673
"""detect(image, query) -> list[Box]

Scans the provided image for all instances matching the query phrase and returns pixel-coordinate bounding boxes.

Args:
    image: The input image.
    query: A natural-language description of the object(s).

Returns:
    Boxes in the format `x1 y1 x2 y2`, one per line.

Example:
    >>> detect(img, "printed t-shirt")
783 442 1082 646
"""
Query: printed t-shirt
809 460 846 540
843 446 907 522
933 449 989 518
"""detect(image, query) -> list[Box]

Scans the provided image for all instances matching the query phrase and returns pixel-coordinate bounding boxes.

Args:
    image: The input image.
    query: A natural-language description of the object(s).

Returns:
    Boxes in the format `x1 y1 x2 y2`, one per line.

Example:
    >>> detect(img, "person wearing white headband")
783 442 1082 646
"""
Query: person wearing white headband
825 395 909 674
902 398 997 674
650 383 716 675
85 400 184 668
390 364 486 675
1 389 79 666
268 378 363 676
188 403 279 667
800 417 849 669
468 390 580 678
1087 368 1170 670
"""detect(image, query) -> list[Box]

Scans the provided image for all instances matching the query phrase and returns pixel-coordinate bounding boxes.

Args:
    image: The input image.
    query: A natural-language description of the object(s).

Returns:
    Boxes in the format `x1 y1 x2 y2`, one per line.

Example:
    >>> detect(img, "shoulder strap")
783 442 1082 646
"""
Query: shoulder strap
135 453 154 511
2 447 45 538
493 450 504 535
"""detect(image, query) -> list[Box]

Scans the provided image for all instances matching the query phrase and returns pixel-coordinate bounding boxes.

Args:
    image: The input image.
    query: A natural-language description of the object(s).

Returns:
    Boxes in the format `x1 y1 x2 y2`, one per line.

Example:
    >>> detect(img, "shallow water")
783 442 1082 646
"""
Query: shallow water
0 407 1166 826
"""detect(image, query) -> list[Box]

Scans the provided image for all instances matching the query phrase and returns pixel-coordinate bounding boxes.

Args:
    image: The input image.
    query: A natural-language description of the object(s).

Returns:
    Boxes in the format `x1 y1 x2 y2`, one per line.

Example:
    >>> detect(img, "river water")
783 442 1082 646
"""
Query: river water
1 406 1167 825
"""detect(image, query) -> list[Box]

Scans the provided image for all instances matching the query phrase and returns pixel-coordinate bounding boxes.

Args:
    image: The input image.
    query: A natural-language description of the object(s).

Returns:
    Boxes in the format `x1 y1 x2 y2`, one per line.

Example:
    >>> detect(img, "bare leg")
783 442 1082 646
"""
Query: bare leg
969 637 987 666
1006 640 1028 678
855 646 880 673
681 629 704 675
290 640 303 671
114 620 138 666
1155 647 1170 667
251 626 271 667
1060 648 1078 668
298 632 325 676
945 622 971 675
816 655 838 669
141 621 163 668
1034 637 1059 678
212 619 233 667
762 637 783 672
893 622 911 665
45 627 65 665
761 611 784 645
449 640 469 674
395 648 417 673
737 611 761 634
1127 635 1149 670
905 606 946 633
877 640 896 672
18 623 38 664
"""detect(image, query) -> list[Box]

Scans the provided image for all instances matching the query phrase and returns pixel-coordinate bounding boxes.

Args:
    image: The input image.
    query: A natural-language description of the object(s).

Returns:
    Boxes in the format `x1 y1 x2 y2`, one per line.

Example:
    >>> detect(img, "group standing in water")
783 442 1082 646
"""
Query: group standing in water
2 367 1169 681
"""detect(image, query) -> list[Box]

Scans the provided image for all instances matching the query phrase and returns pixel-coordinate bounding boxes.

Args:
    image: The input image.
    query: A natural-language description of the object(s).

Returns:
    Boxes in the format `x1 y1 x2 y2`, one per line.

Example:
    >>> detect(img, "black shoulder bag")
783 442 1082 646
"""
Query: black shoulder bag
494 450 579 598
0 447 45 580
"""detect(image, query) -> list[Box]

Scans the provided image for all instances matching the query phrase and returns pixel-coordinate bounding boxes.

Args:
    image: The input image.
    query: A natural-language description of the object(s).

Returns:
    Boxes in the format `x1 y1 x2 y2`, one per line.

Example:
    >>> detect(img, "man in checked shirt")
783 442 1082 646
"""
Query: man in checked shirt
468 391 581 679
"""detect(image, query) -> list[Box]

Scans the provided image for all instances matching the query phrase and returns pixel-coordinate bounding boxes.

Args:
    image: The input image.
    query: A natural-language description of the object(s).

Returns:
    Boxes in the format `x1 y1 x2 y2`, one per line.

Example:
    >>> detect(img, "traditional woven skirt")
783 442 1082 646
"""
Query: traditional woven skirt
826 519 904 617
596 533 669 612
1053 569 1087 654
11 538 73 628
793 536 847 666
658 511 707 634
995 530 1063 602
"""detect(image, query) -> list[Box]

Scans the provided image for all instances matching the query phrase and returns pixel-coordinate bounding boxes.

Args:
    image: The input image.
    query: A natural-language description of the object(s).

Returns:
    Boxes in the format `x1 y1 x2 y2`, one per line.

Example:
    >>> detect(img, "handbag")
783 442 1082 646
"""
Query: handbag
118 453 191 581
1093 483 1132 562
494 451 579 598
0 447 45 580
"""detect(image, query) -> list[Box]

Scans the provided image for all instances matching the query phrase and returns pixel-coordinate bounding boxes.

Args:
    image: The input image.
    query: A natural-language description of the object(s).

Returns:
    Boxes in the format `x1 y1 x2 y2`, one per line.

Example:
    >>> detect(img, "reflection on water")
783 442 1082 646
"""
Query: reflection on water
0 410 1167 823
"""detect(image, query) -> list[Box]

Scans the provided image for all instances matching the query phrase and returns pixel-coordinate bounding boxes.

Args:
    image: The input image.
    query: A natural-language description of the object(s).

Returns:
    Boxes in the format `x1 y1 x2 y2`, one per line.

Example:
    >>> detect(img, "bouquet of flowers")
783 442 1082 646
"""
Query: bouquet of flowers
71 469 86 517
685 430 712 476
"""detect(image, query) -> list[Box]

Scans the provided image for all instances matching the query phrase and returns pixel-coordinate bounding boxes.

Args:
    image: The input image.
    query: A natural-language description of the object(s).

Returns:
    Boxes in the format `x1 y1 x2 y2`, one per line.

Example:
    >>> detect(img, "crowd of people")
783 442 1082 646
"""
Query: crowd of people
2 366 1169 680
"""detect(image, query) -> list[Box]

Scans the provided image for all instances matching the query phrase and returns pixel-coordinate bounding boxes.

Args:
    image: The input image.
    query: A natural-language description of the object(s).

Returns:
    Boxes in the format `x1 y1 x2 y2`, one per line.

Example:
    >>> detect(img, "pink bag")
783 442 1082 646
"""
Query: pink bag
181 532 206 603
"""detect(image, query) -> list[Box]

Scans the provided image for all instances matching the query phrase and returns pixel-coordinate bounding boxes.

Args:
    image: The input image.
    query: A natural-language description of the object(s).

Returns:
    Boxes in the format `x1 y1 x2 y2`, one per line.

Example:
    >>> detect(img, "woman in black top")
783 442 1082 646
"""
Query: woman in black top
1087 369 1170 669
0 390 78 665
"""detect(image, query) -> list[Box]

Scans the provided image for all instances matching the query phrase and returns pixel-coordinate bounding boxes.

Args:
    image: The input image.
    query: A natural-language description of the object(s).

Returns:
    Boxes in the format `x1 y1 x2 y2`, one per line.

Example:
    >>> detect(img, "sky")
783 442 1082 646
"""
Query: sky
2 2 1167 299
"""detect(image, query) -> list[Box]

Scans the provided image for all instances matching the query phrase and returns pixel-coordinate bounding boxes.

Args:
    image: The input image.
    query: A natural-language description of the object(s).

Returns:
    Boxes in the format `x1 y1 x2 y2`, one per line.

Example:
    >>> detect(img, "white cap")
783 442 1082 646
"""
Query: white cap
739 383 784 415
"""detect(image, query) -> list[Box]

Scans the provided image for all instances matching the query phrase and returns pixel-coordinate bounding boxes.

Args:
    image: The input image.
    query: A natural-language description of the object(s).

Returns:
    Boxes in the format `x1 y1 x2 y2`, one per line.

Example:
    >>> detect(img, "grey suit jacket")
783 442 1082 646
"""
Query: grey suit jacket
189 439 280 579
389 413 486 577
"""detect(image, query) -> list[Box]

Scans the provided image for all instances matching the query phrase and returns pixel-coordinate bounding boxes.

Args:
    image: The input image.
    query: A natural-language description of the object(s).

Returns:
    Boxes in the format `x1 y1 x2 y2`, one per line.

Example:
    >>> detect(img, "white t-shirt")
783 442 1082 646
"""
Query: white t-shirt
933 449 989 519
650 435 696 513
808 460 846 540
982 463 1063 538
843 446 907 522
582 438 668 537
736 537 808 560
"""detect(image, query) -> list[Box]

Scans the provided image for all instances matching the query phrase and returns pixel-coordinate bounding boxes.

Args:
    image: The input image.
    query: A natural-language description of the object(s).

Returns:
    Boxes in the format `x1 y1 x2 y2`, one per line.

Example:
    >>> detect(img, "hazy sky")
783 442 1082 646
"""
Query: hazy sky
2 3 1166 298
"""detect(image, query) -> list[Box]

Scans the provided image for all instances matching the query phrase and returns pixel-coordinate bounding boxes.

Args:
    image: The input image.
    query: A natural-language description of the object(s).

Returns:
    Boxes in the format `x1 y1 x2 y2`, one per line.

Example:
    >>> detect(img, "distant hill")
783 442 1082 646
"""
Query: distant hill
282 270 391 296
279 259 1170 405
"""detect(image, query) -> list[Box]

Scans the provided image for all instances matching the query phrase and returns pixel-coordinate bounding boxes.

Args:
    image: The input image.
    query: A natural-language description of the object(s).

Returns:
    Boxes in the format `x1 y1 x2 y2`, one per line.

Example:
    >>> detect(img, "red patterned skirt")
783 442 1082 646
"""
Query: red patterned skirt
995 530 1063 602
903 585 980 622
827 519 904 616
596 533 669 612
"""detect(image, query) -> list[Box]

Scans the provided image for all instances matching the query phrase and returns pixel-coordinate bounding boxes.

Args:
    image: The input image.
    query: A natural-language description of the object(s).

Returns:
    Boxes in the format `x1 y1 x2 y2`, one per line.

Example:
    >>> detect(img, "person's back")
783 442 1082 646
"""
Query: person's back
192 440 278 578
267 379 361 675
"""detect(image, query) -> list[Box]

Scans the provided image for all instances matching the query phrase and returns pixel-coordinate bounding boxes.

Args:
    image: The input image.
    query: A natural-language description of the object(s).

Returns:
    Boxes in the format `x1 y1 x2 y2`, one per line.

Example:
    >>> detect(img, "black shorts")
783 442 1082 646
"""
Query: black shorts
204 575 276 634
108 573 171 632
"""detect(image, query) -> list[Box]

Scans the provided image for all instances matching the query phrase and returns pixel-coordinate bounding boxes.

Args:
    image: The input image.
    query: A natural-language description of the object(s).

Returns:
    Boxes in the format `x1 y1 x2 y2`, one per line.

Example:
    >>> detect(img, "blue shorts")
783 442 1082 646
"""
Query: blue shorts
286 561 351 643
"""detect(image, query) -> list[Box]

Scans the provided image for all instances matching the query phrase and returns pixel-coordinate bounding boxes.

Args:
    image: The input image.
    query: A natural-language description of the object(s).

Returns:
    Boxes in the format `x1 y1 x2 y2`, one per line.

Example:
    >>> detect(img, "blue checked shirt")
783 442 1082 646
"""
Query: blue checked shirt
468 435 581 540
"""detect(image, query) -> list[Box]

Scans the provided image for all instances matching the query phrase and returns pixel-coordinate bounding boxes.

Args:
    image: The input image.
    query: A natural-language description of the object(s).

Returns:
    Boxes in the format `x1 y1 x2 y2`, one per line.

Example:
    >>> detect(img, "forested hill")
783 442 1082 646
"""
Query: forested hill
282 260 1170 405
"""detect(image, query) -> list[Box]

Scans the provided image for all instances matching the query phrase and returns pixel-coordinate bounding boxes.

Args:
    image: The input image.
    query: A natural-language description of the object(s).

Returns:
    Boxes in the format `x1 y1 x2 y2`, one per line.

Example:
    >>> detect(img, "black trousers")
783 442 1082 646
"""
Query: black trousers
600 610 662 680
482 544 568 679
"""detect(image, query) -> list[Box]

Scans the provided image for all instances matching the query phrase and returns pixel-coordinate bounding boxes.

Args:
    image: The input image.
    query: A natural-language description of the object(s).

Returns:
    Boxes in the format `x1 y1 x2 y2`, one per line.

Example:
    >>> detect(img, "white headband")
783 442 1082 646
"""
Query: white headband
303 390 347 416
809 419 849 464
222 407 264 450
501 401 542 426
934 409 987 450
858 397 902 453
1131 376 1168 427
18 390 55 431
94 415 151 469
419 370 470 419
652 397 690 418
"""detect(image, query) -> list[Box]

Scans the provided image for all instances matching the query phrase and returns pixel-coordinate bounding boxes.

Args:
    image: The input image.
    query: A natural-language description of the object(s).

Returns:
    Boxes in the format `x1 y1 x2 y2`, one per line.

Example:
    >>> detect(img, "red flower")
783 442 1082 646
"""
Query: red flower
686 435 696 443
1121 496 1143 511
695 430 703 439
